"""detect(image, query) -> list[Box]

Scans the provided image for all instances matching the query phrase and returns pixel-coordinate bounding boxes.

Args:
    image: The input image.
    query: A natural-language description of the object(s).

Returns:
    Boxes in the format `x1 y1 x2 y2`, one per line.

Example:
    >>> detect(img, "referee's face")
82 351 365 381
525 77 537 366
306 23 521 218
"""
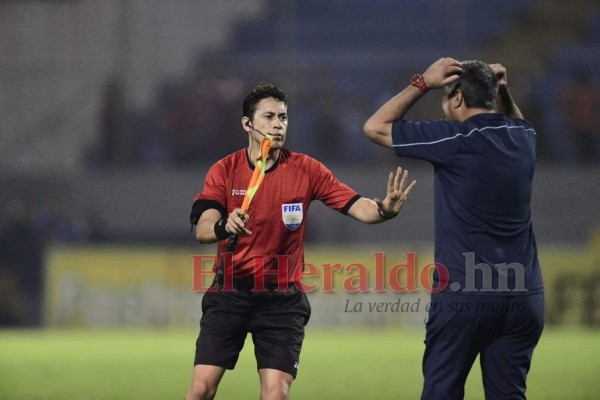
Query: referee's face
249 98 288 149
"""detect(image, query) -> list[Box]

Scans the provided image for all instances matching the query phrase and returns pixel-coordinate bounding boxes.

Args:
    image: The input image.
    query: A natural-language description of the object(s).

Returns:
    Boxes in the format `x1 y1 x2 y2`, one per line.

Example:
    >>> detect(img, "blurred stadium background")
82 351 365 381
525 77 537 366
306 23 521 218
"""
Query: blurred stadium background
1 0 599 399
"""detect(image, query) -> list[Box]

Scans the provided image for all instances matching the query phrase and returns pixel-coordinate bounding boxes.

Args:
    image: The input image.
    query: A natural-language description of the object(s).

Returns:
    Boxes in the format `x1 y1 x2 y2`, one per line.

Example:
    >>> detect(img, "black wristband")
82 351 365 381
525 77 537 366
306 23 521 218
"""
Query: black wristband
378 207 397 220
214 219 229 240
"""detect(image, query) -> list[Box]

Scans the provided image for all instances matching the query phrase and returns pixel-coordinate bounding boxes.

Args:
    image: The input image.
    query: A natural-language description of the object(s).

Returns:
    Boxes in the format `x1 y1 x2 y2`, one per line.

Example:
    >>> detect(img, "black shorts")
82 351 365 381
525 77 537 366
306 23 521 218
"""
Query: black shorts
194 282 311 378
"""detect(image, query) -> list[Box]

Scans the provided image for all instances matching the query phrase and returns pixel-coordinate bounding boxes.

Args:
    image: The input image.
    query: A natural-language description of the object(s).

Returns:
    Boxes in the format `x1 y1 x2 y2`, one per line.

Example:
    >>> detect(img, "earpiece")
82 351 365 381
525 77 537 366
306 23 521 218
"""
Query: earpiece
244 121 266 137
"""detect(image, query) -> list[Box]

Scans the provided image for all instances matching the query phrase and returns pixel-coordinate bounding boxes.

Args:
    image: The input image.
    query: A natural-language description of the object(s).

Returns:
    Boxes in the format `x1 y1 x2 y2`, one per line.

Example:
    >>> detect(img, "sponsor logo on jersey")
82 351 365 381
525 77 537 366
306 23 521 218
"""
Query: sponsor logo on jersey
231 189 247 196
282 203 303 231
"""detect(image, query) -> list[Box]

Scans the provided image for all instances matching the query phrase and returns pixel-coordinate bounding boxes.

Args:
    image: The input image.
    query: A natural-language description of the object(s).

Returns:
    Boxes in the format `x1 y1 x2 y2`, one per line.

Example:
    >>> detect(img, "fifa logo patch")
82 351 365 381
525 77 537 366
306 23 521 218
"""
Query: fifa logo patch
282 203 303 231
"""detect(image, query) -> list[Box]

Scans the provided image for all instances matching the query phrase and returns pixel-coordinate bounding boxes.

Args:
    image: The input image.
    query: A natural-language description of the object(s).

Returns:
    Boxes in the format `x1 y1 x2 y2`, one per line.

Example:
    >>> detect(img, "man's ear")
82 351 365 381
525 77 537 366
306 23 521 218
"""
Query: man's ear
452 90 464 109
241 116 251 133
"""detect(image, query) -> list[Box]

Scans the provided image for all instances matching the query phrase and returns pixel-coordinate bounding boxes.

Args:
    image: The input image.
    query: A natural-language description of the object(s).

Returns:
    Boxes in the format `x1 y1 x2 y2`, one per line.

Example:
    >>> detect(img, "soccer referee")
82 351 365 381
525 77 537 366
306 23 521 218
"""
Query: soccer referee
364 58 544 400
186 82 415 400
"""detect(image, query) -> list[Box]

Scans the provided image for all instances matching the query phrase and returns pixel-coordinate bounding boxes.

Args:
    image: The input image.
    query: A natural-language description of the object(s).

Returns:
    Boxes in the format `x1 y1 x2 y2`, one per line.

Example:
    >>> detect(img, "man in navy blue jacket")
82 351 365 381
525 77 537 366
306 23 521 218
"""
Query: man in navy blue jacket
364 58 544 400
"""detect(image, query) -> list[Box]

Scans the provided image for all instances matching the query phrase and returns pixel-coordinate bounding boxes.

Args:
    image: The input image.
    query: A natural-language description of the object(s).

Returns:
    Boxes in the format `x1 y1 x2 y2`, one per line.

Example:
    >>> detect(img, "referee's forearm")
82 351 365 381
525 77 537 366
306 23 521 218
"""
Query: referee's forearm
195 210 223 244
195 223 220 244
347 198 394 224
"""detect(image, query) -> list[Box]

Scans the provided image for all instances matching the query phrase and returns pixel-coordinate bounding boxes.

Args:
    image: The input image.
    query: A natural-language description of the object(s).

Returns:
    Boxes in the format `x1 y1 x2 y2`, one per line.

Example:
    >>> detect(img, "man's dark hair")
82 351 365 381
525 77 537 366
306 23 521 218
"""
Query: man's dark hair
447 60 498 110
242 83 288 120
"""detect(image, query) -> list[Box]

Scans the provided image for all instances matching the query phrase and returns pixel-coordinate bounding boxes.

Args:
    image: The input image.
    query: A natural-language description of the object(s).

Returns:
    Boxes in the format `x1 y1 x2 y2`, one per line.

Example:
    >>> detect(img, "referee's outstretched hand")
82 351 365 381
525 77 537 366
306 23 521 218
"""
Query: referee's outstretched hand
374 167 416 217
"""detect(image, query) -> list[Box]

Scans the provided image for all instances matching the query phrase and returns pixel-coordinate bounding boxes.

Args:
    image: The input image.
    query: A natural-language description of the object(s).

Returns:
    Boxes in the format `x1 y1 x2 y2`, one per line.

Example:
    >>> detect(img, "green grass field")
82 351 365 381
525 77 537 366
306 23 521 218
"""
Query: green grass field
0 328 598 399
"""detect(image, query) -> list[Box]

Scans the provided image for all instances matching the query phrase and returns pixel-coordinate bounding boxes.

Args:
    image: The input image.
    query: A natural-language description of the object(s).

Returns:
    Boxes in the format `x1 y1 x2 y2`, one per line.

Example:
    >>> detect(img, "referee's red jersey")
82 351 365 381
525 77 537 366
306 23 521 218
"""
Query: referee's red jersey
194 148 360 285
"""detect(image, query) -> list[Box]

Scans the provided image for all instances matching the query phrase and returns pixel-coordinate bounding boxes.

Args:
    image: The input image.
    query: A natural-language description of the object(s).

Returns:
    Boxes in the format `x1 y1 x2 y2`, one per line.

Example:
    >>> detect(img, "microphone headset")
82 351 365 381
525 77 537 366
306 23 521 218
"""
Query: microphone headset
245 121 267 138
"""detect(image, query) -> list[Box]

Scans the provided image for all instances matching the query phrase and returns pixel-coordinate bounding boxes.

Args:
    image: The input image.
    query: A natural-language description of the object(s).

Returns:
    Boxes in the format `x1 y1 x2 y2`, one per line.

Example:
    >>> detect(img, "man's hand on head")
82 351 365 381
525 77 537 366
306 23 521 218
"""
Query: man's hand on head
422 58 464 89
489 63 508 89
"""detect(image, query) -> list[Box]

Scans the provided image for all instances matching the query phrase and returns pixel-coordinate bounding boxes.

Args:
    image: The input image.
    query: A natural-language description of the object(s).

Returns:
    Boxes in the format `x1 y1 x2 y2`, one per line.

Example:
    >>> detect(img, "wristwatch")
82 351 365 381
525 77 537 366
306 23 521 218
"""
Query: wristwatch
410 74 429 93
378 207 397 220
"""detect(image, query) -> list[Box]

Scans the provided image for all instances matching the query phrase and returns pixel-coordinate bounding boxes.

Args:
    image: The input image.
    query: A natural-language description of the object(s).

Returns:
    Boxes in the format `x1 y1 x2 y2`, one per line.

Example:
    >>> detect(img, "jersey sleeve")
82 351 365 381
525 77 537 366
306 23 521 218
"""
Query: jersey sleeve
392 119 461 164
310 158 360 213
192 161 227 218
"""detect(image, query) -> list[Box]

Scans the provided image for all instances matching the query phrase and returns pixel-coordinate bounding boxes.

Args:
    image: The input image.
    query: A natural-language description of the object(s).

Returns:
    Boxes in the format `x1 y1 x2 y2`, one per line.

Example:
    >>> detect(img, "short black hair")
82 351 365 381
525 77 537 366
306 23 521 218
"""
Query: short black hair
447 60 498 110
242 83 288 120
